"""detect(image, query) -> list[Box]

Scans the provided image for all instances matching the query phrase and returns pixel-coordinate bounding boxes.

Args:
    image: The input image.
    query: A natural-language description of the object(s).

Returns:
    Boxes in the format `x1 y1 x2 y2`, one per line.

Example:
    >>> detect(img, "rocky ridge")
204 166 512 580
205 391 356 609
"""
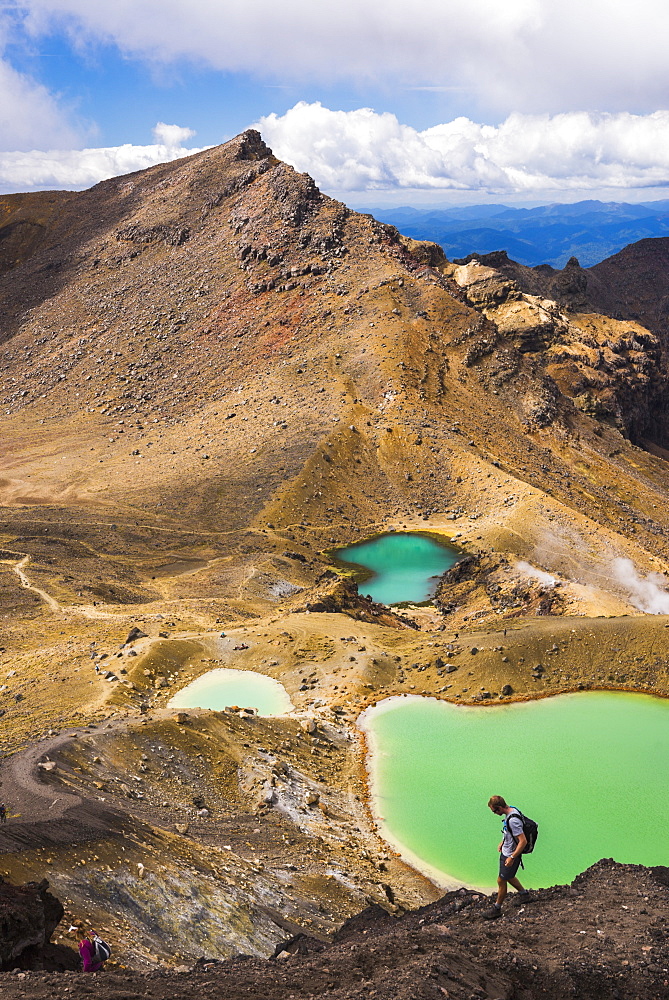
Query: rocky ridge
451 244 669 443
1 861 668 999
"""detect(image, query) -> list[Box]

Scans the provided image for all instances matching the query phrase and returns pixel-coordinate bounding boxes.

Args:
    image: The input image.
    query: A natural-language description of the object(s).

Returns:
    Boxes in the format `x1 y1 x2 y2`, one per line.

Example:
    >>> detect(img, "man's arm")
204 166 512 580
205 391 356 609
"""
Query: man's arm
504 828 527 865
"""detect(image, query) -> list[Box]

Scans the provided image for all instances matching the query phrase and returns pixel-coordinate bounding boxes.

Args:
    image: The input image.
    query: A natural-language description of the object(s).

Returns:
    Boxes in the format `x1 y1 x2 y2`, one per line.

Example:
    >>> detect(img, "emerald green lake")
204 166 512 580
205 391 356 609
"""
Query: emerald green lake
169 668 293 716
361 692 669 888
333 532 459 605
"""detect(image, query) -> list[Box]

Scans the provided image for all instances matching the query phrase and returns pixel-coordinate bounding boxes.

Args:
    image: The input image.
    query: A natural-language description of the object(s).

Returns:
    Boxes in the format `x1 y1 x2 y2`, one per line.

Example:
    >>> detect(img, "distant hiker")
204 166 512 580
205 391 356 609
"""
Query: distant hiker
76 928 111 972
0 803 6 823
484 795 532 919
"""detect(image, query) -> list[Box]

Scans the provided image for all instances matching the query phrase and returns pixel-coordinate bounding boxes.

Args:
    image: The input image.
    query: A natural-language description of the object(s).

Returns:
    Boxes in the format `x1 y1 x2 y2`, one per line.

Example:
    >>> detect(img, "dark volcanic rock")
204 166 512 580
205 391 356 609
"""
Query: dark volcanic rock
0 879 67 970
124 626 148 645
0 862 668 998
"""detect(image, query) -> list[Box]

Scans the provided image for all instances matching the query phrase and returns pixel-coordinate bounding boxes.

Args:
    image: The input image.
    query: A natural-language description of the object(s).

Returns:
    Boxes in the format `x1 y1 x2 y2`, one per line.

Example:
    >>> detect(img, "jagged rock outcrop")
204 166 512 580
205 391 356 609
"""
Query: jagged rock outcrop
446 251 669 442
294 574 416 626
0 879 66 970
470 240 669 340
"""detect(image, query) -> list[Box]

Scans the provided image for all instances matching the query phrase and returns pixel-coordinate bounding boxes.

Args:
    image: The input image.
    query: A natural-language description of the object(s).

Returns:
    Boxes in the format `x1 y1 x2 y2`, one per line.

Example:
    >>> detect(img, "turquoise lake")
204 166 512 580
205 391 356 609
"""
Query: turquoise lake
169 668 293 716
361 691 669 888
333 532 460 604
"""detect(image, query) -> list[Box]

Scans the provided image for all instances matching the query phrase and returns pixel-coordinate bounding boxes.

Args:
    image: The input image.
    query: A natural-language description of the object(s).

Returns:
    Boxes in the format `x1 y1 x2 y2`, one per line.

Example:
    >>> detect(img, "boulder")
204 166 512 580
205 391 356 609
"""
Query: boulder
0 879 64 971
124 627 148 645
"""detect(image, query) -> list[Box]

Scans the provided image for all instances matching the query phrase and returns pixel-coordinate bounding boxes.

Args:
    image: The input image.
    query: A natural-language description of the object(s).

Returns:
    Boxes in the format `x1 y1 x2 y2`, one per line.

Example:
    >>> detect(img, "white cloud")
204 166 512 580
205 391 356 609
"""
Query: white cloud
0 55 79 152
19 0 669 114
152 122 196 148
0 9 80 152
256 103 669 195
3 104 669 199
0 127 203 193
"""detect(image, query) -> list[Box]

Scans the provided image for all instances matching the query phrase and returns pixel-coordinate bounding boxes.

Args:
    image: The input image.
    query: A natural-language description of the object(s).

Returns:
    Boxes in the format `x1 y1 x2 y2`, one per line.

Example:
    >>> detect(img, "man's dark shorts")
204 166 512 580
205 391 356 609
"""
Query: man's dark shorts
499 854 522 880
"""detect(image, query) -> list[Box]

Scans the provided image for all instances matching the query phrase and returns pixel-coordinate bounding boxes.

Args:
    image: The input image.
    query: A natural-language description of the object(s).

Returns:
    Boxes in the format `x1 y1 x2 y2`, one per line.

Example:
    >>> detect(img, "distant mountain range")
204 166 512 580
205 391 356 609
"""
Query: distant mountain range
364 199 669 267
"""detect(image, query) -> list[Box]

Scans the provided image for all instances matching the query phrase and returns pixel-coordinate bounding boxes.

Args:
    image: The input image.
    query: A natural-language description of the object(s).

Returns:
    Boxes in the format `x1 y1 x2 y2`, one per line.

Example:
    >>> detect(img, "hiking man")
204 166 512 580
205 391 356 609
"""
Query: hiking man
0 803 6 824
484 794 531 919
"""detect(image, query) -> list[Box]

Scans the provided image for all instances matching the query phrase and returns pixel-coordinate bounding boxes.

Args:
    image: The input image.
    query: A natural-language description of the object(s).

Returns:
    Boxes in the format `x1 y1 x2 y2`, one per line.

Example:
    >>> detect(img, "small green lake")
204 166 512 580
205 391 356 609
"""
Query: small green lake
361 691 669 888
332 532 460 605
169 668 293 716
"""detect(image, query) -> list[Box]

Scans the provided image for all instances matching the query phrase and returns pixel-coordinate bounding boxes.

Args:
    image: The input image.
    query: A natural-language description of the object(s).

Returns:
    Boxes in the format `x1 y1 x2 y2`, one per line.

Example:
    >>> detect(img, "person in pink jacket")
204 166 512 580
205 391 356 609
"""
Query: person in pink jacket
76 929 103 972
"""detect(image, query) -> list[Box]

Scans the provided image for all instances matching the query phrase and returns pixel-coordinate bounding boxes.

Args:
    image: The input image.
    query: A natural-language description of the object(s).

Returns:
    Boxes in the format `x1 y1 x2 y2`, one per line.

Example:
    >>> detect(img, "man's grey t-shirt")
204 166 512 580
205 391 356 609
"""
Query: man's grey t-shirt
502 810 524 856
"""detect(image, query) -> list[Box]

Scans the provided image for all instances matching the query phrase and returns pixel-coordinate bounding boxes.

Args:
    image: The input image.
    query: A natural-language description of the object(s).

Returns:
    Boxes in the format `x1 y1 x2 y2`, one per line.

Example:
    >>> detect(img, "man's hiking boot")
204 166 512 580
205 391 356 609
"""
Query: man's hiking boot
516 890 531 903
483 904 502 920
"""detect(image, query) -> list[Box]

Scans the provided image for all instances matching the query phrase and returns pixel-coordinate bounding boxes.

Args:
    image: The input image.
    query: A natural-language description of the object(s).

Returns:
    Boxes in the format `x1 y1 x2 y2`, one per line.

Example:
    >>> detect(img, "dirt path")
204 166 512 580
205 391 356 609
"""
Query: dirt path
0 714 135 827
7 554 126 619
0 713 149 853
0 731 83 825
7 555 225 623
12 555 61 613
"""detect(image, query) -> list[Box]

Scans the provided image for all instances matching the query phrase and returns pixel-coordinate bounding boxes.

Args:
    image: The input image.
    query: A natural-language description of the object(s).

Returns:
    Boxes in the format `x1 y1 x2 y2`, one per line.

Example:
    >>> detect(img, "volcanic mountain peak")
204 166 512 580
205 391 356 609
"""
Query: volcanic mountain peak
1 131 669 617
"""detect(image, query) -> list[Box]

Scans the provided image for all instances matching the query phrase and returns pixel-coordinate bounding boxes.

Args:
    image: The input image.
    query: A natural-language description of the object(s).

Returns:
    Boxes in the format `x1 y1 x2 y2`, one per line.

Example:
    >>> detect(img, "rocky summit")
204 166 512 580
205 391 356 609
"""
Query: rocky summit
1 131 669 997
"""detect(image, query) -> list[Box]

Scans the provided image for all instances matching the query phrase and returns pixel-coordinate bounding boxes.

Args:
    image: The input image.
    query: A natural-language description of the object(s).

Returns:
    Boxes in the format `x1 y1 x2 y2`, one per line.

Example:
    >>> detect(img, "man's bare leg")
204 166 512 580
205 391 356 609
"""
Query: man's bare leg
487 874 528 917
495 873 525 906
495 876 509 908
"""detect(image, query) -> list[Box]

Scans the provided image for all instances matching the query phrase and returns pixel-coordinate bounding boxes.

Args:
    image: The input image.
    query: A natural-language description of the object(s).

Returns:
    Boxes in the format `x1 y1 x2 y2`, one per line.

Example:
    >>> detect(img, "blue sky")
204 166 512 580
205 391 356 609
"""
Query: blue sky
1 0 669 203
3 16 474 146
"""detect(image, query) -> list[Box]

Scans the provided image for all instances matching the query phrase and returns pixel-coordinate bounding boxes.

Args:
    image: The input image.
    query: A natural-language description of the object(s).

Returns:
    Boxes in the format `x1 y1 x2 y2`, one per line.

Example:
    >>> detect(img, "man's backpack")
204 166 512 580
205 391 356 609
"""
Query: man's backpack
92 934 111 963
508 809 538 854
